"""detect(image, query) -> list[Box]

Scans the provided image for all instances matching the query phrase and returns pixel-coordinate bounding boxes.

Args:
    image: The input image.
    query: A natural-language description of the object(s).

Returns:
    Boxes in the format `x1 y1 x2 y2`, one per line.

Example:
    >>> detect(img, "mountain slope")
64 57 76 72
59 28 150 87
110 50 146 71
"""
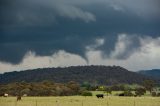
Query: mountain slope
138 69 160 79
0 65 152 85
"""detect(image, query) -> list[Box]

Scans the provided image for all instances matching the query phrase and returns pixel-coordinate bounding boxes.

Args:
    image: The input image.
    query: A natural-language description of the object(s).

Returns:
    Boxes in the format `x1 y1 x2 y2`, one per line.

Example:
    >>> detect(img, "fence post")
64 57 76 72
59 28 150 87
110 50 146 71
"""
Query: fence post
134 98 136 106
106 96 109 106
56 100 59 106
36 100 37 106
15 100 17 106
82 100 83 106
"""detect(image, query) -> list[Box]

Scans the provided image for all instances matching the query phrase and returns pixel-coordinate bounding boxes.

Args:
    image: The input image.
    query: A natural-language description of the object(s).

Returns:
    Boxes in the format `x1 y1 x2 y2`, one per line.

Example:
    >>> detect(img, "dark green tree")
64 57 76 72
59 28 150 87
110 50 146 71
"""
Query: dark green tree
105 87 112 96
135 87 146 96
143 80 154 93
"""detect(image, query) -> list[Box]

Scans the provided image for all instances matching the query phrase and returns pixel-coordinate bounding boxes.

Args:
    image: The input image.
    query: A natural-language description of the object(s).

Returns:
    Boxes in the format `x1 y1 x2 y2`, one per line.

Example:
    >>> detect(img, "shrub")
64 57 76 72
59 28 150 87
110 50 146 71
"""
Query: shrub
152 92 157 97
157 93 160 97
124 90 134 96
81 91 92 96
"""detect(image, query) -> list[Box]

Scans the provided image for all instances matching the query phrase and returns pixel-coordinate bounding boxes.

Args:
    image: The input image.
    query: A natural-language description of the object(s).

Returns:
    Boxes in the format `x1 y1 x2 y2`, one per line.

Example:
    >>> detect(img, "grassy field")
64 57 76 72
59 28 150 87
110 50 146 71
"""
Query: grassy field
91 91 152 96
0 96 160 106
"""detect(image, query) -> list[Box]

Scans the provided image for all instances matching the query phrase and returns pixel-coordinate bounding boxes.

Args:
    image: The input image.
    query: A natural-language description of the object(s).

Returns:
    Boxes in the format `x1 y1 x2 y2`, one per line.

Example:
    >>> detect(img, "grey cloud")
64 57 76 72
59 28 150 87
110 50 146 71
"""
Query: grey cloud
55 4 95 22
0 0 96 26
1 0 160 26
0 0 160 64
76 0 160 19
107 0 160 20
1 34 160 72
36 0 96 22
60 0 160 19
109 34 141 59
86 34 142 60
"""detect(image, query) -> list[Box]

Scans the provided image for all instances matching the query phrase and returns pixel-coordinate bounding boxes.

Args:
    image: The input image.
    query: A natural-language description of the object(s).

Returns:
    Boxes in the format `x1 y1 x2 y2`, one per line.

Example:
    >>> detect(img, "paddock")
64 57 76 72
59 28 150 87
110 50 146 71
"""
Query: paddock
0 96 160 106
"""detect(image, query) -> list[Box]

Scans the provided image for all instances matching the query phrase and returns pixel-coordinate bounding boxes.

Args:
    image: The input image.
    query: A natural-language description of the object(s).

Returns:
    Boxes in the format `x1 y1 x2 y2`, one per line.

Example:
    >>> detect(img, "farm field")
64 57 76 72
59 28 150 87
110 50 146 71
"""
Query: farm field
0 96 160 106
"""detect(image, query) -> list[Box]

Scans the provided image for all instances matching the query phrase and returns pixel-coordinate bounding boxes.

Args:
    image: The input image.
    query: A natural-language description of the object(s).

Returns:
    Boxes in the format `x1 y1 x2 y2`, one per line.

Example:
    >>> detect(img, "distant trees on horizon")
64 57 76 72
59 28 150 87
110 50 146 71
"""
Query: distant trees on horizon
0 79 159 97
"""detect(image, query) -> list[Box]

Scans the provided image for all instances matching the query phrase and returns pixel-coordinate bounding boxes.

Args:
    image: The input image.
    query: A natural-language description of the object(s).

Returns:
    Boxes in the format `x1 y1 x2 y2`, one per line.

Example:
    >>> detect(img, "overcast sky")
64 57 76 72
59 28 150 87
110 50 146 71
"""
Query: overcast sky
0 0 160 73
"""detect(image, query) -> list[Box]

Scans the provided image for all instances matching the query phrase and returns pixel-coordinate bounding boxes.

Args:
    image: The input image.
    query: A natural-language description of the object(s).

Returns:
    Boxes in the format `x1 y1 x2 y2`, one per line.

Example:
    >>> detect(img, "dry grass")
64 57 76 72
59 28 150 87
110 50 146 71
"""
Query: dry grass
0 96 160 106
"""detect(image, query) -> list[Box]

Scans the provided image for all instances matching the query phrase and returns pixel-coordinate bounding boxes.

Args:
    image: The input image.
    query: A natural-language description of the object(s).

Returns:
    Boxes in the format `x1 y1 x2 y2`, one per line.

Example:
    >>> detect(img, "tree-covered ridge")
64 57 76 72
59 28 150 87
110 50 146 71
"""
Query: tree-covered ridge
0 65 153 85
138 69 160 79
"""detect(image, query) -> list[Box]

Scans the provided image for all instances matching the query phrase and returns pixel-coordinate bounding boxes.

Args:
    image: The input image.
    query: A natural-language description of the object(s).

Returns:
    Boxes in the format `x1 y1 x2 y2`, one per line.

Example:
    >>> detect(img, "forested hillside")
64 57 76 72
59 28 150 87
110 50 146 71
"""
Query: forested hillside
0 66 152 85
138 69 160 80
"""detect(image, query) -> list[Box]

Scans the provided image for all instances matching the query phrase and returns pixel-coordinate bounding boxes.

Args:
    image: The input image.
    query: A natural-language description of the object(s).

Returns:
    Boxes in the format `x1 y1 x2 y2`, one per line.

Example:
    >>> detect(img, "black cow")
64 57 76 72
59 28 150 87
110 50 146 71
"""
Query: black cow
17 96 21 101
96 94 104 98
119 93 124 96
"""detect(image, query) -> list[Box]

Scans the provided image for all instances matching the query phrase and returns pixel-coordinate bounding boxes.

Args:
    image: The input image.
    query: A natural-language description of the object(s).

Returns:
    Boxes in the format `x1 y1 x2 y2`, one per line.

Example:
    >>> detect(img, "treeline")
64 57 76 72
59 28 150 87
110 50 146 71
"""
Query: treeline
82 80 160 97
0 79 159 97
0 81 80 96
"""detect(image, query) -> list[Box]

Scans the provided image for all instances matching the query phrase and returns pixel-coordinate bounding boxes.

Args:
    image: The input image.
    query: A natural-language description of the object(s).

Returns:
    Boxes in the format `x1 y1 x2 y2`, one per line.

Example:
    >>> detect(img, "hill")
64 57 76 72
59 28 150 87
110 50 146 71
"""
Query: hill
138 69 160 80
0 65 153 85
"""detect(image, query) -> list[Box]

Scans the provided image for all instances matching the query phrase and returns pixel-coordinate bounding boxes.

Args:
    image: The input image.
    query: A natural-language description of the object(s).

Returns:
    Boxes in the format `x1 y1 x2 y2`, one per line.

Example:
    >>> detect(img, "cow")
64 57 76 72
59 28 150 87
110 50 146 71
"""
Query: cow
119 93 124 96
96 94 104 98
17 96 21 101
4 93 8 97
23 94 27 97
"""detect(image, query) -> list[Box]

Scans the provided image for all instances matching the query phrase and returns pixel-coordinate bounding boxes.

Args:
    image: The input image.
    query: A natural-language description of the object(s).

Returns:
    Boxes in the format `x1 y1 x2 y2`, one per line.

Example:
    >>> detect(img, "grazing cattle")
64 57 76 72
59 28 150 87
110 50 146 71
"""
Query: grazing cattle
4 93 8 97
119 93 124 96
96 94 104 98
17 96 21 101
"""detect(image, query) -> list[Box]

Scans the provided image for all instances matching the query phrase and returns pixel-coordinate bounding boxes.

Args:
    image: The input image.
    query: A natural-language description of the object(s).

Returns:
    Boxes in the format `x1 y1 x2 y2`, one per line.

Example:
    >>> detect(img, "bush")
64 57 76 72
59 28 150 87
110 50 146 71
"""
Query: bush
81 91 92 96
135 87 146 96
124 90 134 96
157 93 160 97
152 92 157 97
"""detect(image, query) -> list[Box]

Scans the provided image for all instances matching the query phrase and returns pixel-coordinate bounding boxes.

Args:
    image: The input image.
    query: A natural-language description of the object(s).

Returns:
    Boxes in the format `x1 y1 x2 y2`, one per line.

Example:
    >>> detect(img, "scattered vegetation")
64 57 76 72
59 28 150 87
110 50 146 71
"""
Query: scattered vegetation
0 79 159 97
0 81 80 96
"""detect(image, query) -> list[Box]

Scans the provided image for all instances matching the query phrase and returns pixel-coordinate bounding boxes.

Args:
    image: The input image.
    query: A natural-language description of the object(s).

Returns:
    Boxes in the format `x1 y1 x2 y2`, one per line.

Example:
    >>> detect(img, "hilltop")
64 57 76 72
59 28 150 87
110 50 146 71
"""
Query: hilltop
0 65 152 85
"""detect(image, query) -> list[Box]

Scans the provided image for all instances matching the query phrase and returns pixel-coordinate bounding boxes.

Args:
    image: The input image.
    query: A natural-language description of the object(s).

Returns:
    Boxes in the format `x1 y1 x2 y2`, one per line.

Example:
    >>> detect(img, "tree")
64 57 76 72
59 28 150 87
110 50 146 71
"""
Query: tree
81 82 91 90
143 80 154 93
67 81 80 95
110 85 119 91
21 88 30 95
105 87 112 96
135 87 146 96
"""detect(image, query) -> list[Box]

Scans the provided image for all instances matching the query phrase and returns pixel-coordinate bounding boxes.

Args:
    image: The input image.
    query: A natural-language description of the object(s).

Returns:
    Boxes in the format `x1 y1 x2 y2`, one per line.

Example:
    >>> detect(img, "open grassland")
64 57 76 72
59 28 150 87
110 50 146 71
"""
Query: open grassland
0 96 160 106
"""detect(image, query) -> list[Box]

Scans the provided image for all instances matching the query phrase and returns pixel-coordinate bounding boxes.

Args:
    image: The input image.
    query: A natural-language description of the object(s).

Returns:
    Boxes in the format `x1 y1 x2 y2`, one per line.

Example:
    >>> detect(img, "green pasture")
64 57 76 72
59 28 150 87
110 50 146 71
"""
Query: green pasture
0 96 160 106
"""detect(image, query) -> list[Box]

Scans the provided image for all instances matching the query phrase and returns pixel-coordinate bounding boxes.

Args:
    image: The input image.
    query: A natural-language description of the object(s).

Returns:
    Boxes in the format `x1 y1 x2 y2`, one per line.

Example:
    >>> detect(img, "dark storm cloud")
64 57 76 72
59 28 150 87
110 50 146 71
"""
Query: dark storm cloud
0 0 160 64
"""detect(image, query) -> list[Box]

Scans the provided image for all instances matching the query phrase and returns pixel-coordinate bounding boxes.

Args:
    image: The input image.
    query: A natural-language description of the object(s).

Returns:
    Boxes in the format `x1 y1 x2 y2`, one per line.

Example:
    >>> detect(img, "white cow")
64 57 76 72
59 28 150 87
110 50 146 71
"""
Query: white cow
4 93 8 97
